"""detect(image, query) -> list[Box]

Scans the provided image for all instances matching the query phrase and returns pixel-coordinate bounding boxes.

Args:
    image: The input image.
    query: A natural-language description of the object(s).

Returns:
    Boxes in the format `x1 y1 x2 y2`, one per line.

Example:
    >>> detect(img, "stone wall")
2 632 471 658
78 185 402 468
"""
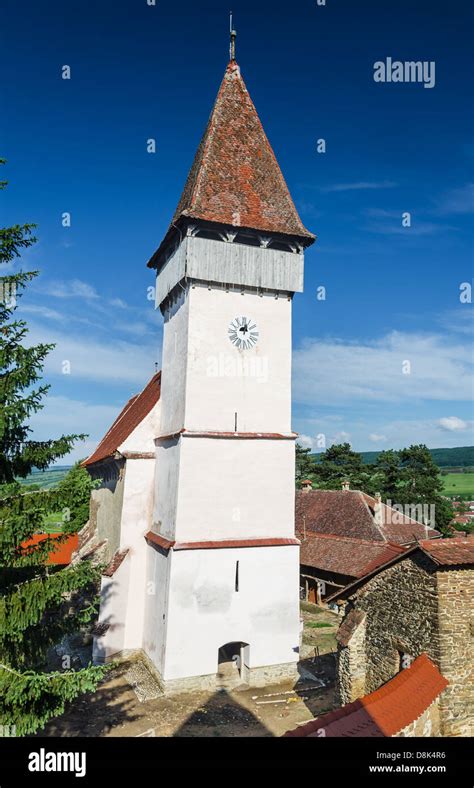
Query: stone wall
337 611 366 704
87 459 125 563
436 567 473 737
336 555 473 737
394 699 442 737
139 649 298 695
337 553 439 701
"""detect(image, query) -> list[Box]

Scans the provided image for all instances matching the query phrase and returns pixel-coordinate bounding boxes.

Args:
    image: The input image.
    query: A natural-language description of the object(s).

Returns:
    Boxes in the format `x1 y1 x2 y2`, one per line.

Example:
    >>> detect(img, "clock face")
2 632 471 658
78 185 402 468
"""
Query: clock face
228 316 259 350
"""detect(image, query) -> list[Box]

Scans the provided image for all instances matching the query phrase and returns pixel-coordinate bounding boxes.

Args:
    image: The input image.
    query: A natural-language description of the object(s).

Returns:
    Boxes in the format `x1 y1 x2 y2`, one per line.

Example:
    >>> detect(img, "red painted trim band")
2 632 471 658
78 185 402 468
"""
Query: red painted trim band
174 537 299 550
156 430 297 441
145 533 299 551
145 531 175 551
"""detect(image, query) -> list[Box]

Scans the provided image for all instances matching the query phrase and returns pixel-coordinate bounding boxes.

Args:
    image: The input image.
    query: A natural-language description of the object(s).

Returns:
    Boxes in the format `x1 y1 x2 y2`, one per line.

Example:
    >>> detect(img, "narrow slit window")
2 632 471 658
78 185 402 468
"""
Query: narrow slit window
235 561 239 592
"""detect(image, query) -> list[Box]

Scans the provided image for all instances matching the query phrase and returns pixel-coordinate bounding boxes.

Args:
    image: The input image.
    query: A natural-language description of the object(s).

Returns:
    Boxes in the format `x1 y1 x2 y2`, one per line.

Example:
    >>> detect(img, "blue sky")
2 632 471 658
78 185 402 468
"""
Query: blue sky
1 0 473 462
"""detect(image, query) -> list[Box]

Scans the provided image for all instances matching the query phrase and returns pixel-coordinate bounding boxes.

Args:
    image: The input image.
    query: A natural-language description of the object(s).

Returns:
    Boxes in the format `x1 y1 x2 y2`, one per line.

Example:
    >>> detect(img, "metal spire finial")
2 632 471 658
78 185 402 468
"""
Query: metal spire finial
229 11 237 61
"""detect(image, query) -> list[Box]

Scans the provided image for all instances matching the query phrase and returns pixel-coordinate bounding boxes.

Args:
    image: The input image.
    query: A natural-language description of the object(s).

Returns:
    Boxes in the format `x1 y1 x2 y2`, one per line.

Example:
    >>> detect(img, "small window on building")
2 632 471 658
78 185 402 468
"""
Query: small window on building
235 561 239 592
195 229 222 242
268 240 293 252
399 651 413 671
234 233 260 247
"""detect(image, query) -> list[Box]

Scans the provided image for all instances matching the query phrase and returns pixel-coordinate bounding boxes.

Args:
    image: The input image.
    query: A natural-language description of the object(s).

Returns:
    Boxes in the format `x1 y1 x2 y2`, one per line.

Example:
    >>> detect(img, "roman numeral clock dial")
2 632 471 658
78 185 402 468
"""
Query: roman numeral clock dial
228 316 259 350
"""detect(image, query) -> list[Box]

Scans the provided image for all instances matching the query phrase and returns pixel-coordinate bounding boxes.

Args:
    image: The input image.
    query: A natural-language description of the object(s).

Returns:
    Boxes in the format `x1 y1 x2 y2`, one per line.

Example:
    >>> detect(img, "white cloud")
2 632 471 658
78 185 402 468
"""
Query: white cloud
41 279 99 300
439 309 473 336
27 321 161 385
29 396 127 463
293 331 473 405
21 304 64 321
297 434 314 450
438 416 469 432
367 220 454 237
109 297 129 309
330 430 351 445
321 181 397 193
294 415 474 453
369 433 387 443
435 183 474 215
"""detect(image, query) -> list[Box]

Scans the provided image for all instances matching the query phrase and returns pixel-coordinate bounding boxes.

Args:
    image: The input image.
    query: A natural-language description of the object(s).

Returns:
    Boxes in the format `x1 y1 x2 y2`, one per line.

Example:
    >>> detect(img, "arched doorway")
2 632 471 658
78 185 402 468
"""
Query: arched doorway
217 642 250 684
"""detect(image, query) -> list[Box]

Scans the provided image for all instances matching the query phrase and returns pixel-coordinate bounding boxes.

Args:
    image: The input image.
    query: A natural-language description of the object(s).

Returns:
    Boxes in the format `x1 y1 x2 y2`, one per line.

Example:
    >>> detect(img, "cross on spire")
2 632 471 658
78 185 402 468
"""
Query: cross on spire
229 11 237 61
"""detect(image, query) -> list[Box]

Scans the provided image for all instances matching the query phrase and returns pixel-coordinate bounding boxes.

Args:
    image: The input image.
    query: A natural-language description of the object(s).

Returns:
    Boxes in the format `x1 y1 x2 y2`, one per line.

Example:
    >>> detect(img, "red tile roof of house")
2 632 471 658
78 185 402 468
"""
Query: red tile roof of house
419 535 474 566
149 60 314 267
82 372 161 467
103 548 129 577
362 492 439 543
285 654 448 737
326 535 473 603
21 533 79 566
299 532 406 579
296 489 438 546
296 490 384 542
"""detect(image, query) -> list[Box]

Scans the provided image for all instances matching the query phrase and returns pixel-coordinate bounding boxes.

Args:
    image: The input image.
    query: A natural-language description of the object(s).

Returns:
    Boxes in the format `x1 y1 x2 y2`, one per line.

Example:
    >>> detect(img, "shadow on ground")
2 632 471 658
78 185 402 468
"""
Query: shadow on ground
173 688 272 737
37 665 142 737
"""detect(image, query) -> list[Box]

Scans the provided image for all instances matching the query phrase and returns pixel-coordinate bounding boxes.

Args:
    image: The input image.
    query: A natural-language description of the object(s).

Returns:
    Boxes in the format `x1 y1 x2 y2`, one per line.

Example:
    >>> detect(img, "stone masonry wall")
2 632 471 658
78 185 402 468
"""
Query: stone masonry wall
337 614 366 704
436 567 473 737
87 459 125 563
394 699 442 737
337 554 440 701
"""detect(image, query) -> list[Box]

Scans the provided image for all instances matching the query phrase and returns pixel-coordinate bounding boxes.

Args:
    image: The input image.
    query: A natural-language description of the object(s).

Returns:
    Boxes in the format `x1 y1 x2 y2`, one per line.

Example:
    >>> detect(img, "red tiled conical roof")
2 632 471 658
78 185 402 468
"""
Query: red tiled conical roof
170 61 314 241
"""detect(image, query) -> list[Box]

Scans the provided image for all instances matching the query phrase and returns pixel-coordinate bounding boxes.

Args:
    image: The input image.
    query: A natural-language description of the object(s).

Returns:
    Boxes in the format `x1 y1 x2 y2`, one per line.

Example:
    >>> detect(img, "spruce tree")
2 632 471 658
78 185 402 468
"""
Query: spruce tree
0 161 107 736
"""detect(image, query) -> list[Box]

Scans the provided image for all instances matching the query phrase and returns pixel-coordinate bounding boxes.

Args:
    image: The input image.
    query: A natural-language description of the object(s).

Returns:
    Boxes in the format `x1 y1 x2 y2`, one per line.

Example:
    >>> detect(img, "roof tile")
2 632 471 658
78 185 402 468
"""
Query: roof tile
419 535 474 566
298 531 406 578
285 654 448 737
83 372 161 466
165 62 314 242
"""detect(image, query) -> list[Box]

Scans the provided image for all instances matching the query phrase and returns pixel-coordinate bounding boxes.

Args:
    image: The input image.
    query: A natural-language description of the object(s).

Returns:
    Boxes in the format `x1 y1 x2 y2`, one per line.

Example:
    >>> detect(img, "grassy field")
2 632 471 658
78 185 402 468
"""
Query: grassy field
17 467 71 490
442 472 474 497
42 512 66 533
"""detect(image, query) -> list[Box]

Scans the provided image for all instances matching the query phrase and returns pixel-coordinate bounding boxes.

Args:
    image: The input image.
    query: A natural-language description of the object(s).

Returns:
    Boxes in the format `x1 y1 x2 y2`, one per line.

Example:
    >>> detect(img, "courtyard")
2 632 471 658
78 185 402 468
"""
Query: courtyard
39 605 339 738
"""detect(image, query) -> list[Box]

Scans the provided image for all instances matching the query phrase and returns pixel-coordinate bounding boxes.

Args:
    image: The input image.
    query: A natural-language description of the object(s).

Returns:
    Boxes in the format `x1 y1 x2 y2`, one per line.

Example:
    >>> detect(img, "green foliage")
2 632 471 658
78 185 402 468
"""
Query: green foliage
395 445 454 533
372 445 454 532
17 466 71 489
441 472 474 497
306 621 333 629
0 662 108 737
0 161 106 735
313 443 371 491
55 462 100 533
451 521 474 535
295 443 316 486
305 441 454 534
369 449 402 500
358 446 474 469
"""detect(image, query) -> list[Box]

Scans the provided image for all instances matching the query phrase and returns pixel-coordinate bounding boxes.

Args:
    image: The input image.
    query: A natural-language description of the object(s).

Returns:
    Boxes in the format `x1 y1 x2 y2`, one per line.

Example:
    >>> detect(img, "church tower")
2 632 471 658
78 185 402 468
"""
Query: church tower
144 39 315 691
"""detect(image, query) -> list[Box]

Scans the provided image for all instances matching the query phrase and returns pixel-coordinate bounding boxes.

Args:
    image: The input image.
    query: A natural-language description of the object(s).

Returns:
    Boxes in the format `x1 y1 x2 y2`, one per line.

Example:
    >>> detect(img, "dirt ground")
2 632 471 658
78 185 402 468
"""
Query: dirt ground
40 606 339 738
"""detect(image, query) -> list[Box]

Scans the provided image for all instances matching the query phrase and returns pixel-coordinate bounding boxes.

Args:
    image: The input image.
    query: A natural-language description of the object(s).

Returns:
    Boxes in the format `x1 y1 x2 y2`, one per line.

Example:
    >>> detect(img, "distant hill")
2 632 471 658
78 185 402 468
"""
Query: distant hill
16 466 72 489
313 447 474 469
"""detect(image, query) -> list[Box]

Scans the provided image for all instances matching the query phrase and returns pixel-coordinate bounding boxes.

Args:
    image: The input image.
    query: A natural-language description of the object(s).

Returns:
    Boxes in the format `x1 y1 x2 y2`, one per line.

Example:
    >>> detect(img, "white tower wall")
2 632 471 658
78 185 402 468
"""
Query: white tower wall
142 235 304 690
